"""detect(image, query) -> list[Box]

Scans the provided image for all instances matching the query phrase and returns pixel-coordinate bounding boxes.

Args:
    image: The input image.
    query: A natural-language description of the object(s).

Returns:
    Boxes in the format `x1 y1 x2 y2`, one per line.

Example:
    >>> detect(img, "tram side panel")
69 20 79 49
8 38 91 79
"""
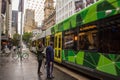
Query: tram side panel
51 0 120 79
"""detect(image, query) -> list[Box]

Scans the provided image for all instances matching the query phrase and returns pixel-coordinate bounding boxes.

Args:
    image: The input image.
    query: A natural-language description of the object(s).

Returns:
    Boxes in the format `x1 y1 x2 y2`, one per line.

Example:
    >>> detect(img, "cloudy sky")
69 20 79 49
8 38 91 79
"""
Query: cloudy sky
12 0 19 10
12 0 56 26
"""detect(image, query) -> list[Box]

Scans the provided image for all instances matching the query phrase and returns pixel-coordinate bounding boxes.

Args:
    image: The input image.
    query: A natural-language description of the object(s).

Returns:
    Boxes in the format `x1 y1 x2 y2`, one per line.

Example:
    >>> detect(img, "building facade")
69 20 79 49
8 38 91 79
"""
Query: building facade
42 0 55 30
56 0 98 24
1 0 12 37
43 11 56 29
12 10 18 35
24 9 36 33
0 0 12 50
27 0 45 26
44 0 54 20
5 0 12 36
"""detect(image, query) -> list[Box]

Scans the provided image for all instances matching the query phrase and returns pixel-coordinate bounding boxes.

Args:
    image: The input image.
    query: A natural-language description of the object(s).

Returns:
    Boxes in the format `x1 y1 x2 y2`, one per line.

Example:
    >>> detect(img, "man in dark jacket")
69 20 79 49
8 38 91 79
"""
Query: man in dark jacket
37 41 44 75
46 42 54 79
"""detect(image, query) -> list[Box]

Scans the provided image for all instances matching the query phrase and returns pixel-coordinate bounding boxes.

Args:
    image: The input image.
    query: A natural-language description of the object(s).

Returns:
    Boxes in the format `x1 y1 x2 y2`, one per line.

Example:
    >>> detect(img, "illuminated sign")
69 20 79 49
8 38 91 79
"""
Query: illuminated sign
80 25 96 31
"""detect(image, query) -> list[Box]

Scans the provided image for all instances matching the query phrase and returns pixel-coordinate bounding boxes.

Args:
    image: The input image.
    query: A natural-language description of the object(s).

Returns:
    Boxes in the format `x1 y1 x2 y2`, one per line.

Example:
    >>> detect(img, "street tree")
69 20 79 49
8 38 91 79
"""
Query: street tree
13 33 20 46
22 32 32 45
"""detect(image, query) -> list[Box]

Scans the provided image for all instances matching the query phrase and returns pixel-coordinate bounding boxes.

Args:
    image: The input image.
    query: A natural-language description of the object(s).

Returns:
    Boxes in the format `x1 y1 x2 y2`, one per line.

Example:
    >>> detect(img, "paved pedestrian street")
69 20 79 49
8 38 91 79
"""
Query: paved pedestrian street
0 52 77 80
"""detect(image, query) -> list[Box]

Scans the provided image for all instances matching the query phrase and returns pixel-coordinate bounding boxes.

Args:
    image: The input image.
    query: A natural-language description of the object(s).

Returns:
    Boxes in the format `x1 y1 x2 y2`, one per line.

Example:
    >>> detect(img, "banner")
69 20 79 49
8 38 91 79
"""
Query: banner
75 1 84 12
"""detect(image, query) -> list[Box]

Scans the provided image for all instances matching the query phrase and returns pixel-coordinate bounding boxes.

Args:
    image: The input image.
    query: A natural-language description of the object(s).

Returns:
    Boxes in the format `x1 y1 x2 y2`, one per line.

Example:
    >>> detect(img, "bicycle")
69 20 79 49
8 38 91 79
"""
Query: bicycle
12 48 29 61
1 47 11 57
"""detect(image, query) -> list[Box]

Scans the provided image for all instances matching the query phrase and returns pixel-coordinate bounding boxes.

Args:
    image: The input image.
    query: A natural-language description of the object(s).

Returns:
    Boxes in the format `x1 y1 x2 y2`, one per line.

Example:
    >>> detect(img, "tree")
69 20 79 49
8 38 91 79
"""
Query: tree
13 33 20 46
22 32 32 44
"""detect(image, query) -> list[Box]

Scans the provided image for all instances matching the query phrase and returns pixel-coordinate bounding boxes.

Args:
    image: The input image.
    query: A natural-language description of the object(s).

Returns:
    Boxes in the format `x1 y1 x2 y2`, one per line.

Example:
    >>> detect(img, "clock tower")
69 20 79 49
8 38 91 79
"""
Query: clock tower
44 0 54 20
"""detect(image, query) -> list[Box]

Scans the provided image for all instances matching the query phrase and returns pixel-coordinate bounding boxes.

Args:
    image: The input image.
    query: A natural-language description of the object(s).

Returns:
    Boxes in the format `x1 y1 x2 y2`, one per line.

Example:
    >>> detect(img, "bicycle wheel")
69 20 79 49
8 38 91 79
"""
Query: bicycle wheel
22 53 29 59
12 53 19 60
12 49 20 60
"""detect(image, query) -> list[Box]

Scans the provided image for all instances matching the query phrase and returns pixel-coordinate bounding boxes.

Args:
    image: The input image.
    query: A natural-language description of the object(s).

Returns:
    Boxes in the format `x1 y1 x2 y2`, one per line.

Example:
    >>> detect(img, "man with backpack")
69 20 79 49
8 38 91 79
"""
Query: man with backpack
46 42 54 79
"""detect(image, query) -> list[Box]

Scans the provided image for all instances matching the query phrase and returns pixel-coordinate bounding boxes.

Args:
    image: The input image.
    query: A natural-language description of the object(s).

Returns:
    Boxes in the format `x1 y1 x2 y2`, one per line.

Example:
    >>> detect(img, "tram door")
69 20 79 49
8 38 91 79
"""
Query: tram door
54 32 62 63
46 36 50 47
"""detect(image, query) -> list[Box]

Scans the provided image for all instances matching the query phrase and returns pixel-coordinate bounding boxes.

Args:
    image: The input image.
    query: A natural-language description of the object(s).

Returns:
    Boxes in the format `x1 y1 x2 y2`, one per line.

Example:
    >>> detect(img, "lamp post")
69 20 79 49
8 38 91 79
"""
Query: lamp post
20 14 23 61
19 0 24 62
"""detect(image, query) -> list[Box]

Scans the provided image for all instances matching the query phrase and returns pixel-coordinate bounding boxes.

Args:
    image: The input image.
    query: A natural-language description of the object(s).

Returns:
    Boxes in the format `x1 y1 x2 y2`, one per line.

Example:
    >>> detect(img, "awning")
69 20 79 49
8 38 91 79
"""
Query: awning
1 36 8 40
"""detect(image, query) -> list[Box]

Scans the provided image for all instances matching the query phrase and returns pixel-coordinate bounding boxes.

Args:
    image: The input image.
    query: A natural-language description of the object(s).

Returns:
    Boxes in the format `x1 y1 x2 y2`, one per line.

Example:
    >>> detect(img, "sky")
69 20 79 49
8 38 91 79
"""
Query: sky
12 0 19 10
12 0 45 26
12 0 56 26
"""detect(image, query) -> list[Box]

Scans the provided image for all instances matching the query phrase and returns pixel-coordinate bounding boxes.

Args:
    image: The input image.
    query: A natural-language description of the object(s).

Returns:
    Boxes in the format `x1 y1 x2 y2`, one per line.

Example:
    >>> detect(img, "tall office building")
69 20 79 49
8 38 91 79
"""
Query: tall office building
27 0 45 26
24 9 36 32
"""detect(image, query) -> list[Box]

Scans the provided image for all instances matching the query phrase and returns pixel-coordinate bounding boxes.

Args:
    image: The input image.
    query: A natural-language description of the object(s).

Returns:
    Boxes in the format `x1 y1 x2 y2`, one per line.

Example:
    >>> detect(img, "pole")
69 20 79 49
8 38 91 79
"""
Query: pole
20 0 23 62
20 12 23 62
0 0 2 53
0 16 1 53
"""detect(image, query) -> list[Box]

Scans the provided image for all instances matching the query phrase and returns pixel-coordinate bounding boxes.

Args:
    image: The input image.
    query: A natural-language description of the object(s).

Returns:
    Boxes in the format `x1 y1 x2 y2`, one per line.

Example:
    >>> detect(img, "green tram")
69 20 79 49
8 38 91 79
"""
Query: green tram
32 0 120 79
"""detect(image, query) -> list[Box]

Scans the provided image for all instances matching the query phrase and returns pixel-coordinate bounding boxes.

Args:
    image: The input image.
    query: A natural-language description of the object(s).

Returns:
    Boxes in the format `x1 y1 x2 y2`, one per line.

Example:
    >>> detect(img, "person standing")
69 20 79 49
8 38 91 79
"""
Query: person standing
37 41 44 75
46 42 54 79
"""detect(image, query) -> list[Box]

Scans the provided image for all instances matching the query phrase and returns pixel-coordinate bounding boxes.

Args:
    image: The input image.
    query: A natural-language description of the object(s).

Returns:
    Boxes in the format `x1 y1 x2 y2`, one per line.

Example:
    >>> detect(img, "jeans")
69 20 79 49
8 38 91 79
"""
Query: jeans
38 60 42 73
46 62 53 78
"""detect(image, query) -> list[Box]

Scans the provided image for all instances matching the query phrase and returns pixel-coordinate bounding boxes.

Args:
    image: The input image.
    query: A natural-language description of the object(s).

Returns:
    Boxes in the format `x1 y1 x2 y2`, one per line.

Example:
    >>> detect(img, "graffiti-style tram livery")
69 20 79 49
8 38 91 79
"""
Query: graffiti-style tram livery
32 0 120 79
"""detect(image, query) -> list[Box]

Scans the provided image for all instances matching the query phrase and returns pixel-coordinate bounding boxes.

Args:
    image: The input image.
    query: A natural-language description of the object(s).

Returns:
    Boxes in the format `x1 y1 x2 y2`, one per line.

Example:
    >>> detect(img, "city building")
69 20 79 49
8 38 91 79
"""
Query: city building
27 0 45 26
0 0 3 32
56 0 98 24
0 0 12 51
12 10 18 35
1 0 12 37
31 0 56 41
24 9 36 33
56 0 75 23
5 0 12 37
42 0 55 30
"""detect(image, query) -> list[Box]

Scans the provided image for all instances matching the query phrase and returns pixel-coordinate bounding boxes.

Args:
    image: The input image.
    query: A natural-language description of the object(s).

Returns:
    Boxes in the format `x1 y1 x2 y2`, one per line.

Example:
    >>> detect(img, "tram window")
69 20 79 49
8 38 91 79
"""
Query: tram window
58 50 61 58
64 34 74 49
79 34 90 50
98 27 120 54
59 36 61 48
55 36 57 48
55 50 57 57
48 39 50 45
79 30 98 50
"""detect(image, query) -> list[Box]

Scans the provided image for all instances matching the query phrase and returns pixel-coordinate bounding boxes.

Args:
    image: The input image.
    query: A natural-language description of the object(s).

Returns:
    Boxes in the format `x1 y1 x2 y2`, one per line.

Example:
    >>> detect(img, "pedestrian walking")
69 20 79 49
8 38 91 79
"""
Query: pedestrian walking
37 41 44 75
46 42 54 79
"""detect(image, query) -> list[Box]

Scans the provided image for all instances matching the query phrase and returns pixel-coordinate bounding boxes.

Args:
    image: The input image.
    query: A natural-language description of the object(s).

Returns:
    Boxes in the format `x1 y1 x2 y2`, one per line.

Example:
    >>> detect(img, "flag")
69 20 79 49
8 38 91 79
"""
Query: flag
18 0 24 12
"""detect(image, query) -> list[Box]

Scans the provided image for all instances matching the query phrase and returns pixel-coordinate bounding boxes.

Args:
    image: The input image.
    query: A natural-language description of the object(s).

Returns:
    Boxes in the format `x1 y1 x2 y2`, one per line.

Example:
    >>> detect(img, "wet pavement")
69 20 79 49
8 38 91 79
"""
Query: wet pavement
0 50 78 80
